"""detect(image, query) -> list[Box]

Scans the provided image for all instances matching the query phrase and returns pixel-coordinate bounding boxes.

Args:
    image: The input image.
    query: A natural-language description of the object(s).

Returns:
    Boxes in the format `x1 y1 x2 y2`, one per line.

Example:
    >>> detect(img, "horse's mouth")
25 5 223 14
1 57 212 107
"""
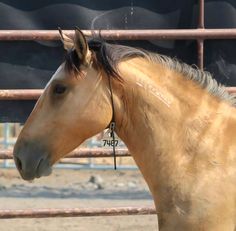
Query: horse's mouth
36 157 52 178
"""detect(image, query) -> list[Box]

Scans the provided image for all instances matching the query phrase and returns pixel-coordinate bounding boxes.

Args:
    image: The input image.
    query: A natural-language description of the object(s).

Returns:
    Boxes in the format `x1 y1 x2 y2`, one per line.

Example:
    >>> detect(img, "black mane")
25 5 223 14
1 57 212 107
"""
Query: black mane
64 39 146 81
64 40 236 105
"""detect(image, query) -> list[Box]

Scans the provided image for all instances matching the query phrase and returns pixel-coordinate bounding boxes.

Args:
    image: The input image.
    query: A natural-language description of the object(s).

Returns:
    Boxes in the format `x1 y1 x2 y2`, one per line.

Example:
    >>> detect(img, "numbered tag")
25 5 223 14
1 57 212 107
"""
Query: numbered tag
102 129 119 147
102 139 119 147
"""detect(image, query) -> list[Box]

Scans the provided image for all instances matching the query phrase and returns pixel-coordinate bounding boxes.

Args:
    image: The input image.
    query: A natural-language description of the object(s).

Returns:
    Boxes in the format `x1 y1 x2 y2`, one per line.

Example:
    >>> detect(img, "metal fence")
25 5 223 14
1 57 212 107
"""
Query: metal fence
0 0 235 219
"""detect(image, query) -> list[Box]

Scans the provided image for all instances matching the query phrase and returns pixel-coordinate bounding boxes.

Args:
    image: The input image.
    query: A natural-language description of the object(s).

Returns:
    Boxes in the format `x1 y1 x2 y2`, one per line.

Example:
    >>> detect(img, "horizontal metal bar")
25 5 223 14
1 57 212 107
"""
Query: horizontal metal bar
2 162 138 170
0 148 130 159
1 29 236 41
0 87 235 100
0 89 42 100
0 207 156 219
225 87 236 94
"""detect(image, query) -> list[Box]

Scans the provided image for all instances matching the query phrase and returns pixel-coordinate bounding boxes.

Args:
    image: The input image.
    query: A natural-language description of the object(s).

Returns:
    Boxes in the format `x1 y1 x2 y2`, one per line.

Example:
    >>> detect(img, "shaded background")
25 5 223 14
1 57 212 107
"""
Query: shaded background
0 0 236 122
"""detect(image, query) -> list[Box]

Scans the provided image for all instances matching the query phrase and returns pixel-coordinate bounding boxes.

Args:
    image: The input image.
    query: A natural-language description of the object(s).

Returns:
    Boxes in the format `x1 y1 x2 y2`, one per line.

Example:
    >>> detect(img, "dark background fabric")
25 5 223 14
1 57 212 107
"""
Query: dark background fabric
0 0 236 122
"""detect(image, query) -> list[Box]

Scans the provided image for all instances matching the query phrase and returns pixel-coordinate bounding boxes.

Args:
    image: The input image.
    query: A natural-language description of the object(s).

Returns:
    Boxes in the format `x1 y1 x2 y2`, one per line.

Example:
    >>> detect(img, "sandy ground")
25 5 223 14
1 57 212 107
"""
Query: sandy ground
0 167 158 231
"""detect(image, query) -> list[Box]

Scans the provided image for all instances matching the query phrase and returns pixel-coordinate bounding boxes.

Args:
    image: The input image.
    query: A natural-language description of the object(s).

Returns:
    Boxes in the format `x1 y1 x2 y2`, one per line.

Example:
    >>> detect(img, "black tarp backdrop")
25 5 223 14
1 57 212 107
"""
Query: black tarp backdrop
0 0 236 122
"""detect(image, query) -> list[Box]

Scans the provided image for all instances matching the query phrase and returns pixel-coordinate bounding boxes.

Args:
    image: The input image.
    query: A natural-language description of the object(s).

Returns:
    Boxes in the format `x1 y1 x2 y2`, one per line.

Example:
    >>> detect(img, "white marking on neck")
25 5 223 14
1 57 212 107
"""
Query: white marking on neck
135 81 171 108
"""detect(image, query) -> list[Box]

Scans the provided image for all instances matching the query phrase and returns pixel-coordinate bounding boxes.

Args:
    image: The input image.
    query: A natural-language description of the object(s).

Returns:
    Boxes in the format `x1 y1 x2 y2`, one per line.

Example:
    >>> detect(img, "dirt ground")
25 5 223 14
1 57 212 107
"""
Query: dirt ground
0 167 158 231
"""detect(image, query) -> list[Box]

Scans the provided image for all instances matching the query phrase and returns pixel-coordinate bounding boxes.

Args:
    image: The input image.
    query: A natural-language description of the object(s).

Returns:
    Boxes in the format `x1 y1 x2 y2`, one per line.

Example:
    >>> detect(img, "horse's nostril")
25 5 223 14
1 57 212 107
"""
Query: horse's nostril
37 158 44 171
15 156 23 171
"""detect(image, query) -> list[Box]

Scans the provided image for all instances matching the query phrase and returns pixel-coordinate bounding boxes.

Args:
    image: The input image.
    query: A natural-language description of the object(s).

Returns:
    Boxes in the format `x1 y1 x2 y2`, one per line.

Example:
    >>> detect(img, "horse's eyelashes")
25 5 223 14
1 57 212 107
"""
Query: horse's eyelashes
53 84 67 95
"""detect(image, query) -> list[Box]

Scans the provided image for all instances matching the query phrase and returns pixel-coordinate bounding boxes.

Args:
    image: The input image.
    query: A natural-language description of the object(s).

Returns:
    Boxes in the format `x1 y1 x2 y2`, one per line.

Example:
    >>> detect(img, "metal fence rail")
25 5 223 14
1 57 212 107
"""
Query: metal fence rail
0 88 235 100
0 148 130 159
1 29 236 41
0 207 156 219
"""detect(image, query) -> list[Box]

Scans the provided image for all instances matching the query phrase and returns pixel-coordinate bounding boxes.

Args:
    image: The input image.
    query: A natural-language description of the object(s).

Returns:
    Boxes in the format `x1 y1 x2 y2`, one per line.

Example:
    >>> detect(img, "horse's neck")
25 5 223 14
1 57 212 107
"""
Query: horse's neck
115 58 236 193
115 58 212 154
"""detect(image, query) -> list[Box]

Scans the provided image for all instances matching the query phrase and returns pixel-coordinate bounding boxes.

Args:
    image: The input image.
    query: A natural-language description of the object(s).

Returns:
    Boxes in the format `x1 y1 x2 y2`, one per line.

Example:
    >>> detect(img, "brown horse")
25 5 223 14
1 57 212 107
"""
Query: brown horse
13 29 236 231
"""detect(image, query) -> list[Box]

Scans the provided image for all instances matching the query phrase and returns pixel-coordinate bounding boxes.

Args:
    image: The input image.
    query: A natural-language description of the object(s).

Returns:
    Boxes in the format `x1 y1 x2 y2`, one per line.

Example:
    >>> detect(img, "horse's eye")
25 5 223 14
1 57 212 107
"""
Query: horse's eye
53 84 67 95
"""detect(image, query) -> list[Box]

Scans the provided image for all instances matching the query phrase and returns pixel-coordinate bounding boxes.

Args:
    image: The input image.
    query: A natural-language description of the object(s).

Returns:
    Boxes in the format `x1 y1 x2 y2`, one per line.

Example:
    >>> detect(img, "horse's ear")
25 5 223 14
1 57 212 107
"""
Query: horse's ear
58 27 74 51
74 27 91 66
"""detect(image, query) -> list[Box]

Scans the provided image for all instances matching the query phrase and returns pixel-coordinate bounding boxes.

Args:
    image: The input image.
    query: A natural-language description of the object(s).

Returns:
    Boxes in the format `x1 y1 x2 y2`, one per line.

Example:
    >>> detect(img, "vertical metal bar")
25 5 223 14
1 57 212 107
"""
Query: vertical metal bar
197 40 204 70
2 123 10 168
197 0 205 70
198 0 205 29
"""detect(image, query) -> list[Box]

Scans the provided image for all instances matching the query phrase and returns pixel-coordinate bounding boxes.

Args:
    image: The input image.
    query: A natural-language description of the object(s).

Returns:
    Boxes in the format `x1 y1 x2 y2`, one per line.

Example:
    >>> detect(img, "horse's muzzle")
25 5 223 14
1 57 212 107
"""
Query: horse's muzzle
13 140 52 181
